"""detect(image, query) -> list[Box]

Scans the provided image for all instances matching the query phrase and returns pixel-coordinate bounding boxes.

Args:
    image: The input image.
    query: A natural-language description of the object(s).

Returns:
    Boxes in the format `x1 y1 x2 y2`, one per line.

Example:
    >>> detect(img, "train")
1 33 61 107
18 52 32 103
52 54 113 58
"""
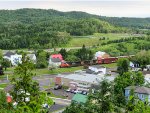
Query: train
60 55 134 68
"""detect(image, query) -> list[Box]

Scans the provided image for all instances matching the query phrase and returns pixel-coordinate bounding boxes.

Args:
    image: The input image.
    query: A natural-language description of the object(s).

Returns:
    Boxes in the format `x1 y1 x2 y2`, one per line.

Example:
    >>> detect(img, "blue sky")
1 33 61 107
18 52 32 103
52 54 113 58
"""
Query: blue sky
0 0 149 17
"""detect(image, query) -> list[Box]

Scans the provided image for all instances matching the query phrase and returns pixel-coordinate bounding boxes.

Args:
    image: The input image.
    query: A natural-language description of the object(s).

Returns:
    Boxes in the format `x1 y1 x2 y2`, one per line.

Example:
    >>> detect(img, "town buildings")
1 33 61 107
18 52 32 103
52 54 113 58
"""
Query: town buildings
55 65 116 92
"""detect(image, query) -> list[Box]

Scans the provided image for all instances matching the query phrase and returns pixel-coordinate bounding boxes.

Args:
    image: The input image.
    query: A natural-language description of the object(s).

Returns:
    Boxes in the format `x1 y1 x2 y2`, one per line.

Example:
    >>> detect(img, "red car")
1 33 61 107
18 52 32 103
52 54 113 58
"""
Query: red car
60 62 70 68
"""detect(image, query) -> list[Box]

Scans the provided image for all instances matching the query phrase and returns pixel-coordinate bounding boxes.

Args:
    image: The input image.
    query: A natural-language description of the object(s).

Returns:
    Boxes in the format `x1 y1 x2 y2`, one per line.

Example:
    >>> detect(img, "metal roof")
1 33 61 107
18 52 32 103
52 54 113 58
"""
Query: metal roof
4 51 15 57
58 71 116 84
125 86 150 95
72 93 87 103
51 58 61 62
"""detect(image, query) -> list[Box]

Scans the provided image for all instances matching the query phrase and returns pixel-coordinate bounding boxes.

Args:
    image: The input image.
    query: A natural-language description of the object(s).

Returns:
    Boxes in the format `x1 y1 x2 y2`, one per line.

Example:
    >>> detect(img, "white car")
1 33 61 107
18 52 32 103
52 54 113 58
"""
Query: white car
73 90 82 94
66 88 71 92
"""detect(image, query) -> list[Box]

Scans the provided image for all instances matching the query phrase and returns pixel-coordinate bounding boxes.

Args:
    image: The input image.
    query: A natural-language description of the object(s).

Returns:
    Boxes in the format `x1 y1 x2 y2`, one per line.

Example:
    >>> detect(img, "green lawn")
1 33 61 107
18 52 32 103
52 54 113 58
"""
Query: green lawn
101 63 117 68
0 83 8 89
66 36 100 47
35 66 83 75
4 66 83 76
65 33 137 47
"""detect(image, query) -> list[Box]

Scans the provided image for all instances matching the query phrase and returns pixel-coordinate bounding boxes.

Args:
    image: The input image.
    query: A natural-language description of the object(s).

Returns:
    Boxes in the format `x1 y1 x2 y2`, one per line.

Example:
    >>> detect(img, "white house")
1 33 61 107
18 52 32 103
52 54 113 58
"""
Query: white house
26 54 36 64
10 54 22 66
94 51 110 59
49 57 62 68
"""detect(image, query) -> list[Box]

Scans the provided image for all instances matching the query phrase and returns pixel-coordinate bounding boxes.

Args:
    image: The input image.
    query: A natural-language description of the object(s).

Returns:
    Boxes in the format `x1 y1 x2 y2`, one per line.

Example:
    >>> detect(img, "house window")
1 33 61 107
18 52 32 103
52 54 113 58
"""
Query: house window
141 94 144 99
127 90 130 95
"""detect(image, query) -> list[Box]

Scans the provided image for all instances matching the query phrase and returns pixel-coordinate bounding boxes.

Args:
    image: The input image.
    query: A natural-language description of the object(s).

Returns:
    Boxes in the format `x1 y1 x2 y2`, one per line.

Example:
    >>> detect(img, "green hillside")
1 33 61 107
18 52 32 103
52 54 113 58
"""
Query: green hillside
100 16 150 29
0 8 130 49
0 9 149 50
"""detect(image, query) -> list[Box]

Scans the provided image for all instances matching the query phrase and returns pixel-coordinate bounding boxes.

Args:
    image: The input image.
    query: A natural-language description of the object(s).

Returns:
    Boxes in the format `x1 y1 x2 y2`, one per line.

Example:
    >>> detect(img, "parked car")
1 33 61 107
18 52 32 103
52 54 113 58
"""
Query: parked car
73 90 82 94
45 89 51 94
54 85 62 90
66 88 71 92
81 91 88 95
70 89 75 93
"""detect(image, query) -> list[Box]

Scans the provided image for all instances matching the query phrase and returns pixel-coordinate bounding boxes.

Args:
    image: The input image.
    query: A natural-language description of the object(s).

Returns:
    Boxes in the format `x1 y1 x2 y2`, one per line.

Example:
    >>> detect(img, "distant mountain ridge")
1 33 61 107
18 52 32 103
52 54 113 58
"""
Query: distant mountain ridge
0 8 149 29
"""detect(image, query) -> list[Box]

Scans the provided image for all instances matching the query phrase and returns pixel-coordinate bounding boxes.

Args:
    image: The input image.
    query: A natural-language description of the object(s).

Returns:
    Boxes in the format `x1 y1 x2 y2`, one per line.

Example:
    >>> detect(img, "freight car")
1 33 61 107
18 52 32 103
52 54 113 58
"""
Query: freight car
60 55 134 68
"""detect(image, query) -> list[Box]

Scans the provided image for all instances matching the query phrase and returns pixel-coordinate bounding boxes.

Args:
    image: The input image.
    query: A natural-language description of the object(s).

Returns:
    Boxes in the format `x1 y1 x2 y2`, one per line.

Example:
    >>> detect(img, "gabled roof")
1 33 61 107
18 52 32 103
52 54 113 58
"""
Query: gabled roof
72 94 87 104
51 58 61 62
135 87 150 95
125 86 150 95
4 51 15 57
27 54 36 59
51 54 63 60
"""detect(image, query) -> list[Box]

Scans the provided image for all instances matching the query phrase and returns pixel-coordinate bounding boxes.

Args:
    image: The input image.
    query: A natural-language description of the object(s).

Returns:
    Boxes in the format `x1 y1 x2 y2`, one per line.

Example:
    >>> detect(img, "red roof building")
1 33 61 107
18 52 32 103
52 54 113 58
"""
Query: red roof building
7 96 12 103
51 54 63 61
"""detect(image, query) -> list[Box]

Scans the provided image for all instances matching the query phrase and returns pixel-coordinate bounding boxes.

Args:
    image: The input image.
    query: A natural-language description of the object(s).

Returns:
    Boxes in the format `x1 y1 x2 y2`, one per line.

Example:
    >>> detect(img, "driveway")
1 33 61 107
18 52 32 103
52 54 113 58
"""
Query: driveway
49 104 66 113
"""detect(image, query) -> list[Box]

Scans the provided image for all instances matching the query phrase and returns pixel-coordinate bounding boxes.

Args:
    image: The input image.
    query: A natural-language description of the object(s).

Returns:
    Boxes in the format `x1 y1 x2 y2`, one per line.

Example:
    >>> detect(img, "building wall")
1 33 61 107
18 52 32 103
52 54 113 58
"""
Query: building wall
49 58 61 67
10 54 22 66
61 77 92 91
3 56 11 61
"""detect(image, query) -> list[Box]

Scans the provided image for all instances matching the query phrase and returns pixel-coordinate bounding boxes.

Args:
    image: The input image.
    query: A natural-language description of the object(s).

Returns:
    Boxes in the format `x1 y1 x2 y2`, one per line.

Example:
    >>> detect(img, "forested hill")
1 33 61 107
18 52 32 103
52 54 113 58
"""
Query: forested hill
0 8 126 35
100 16 150 29
0 8 129 49
0 8 149 49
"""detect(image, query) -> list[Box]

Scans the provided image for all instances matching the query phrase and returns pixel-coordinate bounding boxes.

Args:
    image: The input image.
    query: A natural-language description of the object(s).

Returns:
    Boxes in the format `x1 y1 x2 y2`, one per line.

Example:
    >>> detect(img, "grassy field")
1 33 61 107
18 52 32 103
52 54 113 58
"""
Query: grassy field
66 33 139 47
0 83 8 89
101 63 117 68
34 66 83 75
3 66 83 77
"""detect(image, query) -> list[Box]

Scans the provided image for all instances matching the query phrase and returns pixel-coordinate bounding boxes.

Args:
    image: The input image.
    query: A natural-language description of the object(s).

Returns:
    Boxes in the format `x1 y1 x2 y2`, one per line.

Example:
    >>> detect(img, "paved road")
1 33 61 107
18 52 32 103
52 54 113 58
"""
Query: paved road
50 97 71 106
49 97 71 113
49 104 65 113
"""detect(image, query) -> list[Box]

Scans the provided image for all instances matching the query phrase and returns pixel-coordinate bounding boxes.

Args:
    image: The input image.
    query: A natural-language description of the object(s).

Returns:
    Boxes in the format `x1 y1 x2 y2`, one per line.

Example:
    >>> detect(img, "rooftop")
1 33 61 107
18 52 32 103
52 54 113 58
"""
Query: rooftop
89 65 105 69
58 70 116 84
26 54 36 59
72 93 87 104
4 51 15 57
51 58 61 62
125 86 150 95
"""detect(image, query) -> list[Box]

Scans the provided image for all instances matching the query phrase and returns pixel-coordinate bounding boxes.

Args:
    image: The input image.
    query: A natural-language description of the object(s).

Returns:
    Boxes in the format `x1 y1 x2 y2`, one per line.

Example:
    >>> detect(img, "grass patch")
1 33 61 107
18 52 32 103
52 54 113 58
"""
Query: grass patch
66 33 137 47
48 93 66 99
2 66 83 77
0 83 8 89
66 36 100 47
101 63 117 68
35 66 83 76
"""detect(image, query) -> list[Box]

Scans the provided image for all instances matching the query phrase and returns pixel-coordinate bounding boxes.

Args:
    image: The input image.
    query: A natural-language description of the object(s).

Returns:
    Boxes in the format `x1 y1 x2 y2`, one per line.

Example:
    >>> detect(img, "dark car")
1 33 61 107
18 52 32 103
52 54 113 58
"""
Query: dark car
54 85 62 90
70 89 76 93
0 66 4 75
45 89 51 94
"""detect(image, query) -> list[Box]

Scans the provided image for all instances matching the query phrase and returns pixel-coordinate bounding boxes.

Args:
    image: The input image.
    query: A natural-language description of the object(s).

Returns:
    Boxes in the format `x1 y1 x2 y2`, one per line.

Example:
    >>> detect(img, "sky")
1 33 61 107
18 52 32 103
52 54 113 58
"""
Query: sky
0 0 150 18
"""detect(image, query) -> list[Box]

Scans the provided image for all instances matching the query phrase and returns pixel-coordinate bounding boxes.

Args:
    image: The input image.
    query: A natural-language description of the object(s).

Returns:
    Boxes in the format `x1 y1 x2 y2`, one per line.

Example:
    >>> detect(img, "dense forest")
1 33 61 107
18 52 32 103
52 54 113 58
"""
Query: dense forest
0 8 149 49
100 16 150 29
0 9 129 49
